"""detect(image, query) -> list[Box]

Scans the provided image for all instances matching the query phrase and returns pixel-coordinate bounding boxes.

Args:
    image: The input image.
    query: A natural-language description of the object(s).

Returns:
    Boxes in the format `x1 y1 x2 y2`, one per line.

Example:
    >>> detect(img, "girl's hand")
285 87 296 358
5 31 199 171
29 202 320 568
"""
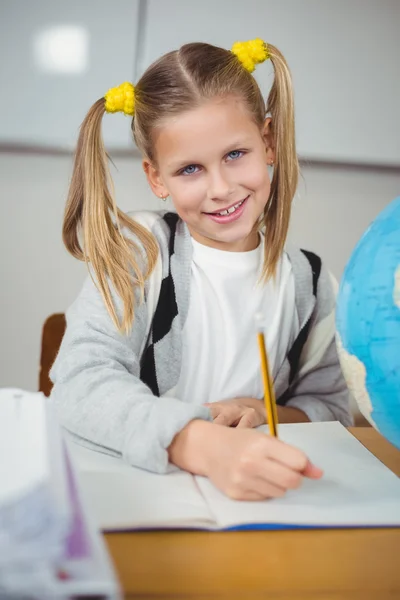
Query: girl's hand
204 397 266 428
168 420 323 501
204 398 310 428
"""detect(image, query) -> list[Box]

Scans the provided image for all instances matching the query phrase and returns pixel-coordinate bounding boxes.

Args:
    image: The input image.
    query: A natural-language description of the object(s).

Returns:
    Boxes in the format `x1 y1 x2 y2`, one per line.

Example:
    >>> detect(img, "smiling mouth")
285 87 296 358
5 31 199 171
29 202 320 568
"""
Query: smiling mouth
206 197 248 217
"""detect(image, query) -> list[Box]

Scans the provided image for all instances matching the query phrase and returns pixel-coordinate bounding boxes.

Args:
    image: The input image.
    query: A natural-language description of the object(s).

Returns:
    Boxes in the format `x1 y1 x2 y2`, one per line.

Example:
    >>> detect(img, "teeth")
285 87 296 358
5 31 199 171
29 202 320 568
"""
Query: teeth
216 199 244 217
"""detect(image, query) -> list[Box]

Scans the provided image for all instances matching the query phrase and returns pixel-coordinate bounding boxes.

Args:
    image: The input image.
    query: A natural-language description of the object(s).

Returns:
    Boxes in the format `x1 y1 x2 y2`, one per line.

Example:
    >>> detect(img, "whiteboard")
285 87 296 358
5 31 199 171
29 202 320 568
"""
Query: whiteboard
0 0 140 151
140 0 400 166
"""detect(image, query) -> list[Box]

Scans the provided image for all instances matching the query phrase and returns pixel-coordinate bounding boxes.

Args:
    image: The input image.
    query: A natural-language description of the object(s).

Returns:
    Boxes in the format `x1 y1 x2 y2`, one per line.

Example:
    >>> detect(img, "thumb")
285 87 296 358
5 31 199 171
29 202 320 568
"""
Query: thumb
301 460 323 479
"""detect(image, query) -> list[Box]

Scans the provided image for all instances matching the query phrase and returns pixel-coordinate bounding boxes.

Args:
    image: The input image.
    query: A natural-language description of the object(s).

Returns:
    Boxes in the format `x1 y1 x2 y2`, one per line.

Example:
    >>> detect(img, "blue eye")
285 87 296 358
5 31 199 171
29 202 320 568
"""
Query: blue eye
181 164 199 176
227 150 244 161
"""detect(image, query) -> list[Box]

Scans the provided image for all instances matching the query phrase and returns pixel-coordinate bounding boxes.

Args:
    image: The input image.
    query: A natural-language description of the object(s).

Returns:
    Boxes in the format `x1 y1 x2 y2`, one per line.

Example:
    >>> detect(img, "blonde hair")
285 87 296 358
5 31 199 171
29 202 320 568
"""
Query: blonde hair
63 42 298 333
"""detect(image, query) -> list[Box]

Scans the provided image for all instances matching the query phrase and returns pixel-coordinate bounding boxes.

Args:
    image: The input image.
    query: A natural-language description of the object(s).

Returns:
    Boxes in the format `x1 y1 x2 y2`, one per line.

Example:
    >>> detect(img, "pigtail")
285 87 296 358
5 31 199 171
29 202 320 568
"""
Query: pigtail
63 99 158 333
261 44 299 279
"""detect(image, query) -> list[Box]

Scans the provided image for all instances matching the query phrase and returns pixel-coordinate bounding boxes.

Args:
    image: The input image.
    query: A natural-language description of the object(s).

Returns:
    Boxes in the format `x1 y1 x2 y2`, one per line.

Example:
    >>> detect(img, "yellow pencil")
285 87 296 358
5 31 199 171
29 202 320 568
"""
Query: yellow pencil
256 313 279 437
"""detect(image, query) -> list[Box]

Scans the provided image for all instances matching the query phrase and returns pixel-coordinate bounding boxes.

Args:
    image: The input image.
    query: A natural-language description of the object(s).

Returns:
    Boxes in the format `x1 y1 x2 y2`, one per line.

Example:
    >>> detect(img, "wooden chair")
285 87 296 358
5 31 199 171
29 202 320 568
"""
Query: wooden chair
39 313 66 396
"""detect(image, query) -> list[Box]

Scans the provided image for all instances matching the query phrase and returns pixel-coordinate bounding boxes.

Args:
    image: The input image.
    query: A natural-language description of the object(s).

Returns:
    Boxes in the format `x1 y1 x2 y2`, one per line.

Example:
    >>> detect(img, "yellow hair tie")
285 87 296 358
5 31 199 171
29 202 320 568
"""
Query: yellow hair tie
104 82 135 116
231 38 269 73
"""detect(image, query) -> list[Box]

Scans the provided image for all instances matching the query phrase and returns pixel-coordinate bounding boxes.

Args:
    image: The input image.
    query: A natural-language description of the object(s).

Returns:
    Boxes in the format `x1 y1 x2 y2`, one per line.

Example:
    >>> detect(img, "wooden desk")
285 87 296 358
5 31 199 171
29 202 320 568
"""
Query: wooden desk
104 428 400 600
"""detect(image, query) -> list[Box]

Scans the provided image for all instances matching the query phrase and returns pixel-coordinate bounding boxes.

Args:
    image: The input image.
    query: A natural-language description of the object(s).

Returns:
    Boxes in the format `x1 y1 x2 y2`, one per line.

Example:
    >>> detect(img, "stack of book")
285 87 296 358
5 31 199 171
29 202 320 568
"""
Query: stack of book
0 388 120 600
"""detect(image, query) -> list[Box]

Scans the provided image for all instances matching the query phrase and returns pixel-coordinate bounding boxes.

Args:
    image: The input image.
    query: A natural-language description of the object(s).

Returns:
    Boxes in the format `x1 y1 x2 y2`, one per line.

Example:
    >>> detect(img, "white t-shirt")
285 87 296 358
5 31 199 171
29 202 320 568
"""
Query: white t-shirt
174 235 299 405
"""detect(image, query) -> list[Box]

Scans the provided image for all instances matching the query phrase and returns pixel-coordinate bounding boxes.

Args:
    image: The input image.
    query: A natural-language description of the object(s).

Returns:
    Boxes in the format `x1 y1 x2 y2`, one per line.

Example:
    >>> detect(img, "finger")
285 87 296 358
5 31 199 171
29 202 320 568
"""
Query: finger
213 412 236 427
251 477 287 499
228 478 286 501
262 437 310 473
302 460 324 479
236 415 253 428
254 459 304 491
237 408 259 429
266 439 323 478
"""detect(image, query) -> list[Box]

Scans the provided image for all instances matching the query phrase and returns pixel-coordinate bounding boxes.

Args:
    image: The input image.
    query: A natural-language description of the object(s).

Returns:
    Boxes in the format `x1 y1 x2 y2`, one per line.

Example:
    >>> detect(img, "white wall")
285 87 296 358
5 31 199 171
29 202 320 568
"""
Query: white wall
288 165 400 276
144 0 400 166
0 151 399 392
3 0 399 164
0 0 140 150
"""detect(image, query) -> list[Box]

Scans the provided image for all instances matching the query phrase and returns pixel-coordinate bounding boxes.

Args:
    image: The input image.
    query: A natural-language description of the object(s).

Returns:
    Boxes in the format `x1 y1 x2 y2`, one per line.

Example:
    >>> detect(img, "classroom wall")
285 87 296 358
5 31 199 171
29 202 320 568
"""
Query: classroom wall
2 0 399 165
1 151 399 391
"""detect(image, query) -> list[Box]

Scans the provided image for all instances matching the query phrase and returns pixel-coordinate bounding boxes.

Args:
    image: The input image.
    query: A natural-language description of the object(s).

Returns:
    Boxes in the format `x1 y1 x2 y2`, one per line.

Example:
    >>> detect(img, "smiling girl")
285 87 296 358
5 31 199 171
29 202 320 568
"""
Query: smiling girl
51 39 352 501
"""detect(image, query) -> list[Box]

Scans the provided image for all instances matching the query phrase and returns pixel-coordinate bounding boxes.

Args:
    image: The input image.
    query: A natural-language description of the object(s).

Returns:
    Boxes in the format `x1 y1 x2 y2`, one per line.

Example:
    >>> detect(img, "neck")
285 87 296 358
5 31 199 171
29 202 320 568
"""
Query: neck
188 228 260 252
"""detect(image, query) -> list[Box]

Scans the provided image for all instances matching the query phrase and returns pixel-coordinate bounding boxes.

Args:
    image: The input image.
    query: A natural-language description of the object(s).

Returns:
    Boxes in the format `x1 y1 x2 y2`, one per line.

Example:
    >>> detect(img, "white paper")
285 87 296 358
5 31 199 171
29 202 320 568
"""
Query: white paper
70 422 400 532
72 443 215 530
196 422 400 529
0 389 49 504
0 388 120 599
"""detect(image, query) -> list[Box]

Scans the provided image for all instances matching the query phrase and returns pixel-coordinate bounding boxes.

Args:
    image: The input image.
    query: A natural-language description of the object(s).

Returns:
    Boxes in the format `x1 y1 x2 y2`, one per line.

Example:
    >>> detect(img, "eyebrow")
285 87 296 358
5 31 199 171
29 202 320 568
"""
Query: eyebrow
168 139 253 172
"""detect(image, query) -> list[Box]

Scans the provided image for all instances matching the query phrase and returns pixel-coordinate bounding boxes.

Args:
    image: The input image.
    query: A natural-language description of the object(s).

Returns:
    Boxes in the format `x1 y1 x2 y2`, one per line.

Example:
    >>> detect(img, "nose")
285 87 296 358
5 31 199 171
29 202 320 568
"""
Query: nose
207 168 234 201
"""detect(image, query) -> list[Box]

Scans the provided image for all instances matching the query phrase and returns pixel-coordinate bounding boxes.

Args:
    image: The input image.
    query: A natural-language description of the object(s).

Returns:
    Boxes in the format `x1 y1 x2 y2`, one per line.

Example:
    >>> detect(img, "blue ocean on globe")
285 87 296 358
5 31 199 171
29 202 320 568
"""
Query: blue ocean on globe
336 196 400 450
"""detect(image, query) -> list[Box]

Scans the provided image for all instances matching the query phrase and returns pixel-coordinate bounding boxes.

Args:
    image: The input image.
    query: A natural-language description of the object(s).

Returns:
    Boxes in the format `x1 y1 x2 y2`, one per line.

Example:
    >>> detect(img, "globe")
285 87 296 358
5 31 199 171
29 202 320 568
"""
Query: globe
336 196 400 450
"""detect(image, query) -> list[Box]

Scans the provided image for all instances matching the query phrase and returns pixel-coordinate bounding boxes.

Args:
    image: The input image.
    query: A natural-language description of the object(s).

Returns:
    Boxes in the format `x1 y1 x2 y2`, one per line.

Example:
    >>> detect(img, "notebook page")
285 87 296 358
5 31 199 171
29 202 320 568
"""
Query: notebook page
71 442 215 531
196 422 400 529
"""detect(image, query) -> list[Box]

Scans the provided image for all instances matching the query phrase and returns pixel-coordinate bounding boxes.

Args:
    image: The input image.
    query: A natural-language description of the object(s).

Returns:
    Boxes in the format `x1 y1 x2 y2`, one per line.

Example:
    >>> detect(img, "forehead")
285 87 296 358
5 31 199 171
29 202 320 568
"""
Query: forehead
153 97 261 166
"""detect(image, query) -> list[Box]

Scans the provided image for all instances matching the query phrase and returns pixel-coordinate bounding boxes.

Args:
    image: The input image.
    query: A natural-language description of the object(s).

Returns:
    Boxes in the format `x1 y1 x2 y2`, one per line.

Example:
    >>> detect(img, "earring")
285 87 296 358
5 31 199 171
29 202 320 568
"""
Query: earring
160 193 168 201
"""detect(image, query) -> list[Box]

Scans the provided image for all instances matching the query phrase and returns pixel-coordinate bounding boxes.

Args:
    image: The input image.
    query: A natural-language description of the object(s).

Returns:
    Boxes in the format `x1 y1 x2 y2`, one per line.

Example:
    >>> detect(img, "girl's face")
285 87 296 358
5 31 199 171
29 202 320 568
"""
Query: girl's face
144 97 275 252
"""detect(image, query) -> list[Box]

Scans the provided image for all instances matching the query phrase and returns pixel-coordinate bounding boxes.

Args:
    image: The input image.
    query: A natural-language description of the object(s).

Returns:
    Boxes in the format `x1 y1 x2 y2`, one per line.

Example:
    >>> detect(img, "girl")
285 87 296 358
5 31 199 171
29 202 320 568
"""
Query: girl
51 39 352 501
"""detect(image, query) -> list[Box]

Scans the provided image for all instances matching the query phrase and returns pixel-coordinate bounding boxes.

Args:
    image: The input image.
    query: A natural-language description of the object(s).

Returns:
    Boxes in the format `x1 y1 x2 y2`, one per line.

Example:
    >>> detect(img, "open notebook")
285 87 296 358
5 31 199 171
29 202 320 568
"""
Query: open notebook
72 422 400 531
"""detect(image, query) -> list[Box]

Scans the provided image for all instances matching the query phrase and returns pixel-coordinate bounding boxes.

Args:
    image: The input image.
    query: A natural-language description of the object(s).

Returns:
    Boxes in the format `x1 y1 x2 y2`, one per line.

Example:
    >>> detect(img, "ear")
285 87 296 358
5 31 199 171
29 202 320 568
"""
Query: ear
262 117 275 165
142 159 169 199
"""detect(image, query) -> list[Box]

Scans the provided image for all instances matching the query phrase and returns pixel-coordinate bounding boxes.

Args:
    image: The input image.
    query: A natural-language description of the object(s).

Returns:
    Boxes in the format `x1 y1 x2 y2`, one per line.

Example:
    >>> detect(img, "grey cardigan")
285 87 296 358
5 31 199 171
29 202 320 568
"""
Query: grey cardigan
50 211 352 473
